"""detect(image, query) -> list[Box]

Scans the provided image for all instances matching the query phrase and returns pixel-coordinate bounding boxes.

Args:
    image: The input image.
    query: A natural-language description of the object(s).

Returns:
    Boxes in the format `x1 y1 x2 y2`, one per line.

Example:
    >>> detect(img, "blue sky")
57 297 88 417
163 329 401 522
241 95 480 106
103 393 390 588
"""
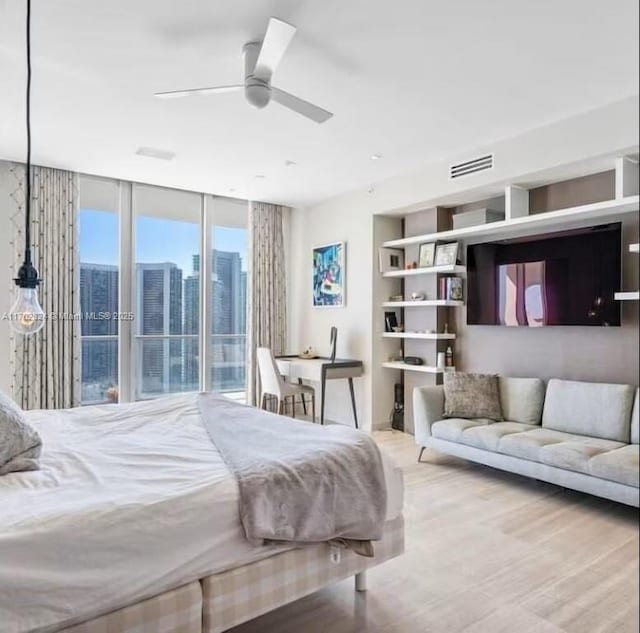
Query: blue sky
79 209 247 274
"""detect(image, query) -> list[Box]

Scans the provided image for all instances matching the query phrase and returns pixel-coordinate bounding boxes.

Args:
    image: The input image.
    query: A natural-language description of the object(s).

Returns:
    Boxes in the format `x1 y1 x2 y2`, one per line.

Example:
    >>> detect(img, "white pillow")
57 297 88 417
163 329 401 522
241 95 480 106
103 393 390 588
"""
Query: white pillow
0 390 42 475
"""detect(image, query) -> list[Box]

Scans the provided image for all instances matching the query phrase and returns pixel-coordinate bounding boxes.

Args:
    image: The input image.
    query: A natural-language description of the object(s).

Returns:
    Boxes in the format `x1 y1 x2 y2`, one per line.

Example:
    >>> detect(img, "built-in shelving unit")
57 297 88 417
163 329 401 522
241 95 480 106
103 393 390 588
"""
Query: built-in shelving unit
382 195 639 248
381 332 456 340
382 264 466 278
382 361 449 374
372 152 639 431
382 299 464 308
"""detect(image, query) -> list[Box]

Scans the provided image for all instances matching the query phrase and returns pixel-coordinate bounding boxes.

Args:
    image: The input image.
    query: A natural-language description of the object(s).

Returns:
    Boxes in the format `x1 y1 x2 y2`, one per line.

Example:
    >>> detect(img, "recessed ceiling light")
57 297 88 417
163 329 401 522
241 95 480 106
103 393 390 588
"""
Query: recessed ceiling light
285 160 297 167
135 147 175 161
254 174 266 179
370 154 383 160
229 188 236 193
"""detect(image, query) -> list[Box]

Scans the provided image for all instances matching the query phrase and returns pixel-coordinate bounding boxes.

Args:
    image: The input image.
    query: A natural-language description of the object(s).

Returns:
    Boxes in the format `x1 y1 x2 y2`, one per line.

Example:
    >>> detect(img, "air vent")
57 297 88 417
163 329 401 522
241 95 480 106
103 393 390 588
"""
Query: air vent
449 153 494 179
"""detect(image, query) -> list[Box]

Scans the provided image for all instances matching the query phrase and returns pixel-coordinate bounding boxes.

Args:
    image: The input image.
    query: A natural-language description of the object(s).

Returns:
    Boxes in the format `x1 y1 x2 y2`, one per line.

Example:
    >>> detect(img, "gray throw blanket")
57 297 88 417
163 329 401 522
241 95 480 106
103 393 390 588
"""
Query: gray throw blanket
198 394 387 554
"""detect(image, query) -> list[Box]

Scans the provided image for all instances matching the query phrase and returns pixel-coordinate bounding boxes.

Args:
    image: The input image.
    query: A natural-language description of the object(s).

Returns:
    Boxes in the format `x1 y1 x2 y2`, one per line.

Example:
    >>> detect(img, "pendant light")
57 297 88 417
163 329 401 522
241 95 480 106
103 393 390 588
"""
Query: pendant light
10 0 45 335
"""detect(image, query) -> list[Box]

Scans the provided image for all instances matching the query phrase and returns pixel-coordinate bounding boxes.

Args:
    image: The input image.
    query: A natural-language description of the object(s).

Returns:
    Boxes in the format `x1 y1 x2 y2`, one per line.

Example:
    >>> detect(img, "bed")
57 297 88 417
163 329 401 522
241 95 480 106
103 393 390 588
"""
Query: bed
0 393 404 633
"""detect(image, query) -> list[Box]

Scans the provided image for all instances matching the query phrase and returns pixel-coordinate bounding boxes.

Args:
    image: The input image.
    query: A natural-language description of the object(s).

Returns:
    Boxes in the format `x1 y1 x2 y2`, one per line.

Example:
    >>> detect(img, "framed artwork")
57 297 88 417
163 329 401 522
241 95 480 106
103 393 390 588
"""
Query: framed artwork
434 242 459 266
418 242 436 268
379 247 404 273
313 242 345 307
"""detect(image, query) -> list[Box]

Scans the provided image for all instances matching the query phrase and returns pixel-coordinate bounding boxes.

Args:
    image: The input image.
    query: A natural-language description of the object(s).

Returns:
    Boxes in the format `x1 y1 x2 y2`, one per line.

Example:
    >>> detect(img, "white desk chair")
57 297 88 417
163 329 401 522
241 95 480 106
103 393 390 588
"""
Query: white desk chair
257 347 316 421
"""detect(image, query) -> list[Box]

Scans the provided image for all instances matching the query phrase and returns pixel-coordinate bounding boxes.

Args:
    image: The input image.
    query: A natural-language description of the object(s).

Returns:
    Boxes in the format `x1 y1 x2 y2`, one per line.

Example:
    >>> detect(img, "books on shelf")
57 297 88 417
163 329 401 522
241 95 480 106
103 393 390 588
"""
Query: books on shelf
439 276 464 301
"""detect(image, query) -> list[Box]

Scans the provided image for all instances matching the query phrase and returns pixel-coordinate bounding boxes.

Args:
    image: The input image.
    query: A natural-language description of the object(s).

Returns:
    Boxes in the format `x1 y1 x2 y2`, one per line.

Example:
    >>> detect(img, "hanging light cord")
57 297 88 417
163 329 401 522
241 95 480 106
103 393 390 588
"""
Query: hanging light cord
24 0 32 266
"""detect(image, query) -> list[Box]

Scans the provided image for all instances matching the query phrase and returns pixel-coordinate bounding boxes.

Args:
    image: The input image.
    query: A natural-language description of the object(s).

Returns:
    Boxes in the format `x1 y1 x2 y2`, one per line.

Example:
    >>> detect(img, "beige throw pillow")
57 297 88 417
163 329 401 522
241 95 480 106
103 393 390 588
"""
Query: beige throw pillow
444 373 503 421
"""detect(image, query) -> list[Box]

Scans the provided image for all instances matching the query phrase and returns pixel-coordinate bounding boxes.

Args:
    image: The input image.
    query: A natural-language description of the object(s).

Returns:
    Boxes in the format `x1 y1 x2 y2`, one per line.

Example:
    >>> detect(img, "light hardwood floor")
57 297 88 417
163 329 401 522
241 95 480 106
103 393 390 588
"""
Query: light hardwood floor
230 430 639 633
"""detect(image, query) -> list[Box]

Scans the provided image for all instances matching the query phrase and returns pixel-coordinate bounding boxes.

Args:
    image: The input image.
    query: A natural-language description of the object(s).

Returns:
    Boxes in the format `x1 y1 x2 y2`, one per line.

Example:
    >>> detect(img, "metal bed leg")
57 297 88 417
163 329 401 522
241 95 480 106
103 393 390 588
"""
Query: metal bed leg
355 571 367 592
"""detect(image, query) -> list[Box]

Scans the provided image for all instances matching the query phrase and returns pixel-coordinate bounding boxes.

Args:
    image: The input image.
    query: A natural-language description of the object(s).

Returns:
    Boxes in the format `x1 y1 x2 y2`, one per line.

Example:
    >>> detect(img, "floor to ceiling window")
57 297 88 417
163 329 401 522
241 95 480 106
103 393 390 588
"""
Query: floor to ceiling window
78 179 119 404
78 177 248 404
211 198 248 392
134 186 201 399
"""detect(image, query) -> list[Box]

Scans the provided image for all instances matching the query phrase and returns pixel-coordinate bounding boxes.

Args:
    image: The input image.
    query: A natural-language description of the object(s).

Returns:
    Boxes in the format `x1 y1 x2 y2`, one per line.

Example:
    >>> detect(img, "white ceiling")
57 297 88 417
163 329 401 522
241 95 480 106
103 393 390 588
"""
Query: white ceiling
0 0 638 207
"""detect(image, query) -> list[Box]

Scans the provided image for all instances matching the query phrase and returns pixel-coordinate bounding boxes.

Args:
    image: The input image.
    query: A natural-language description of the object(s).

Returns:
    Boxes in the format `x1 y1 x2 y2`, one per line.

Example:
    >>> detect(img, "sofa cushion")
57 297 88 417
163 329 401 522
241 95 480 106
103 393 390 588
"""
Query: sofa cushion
497 428 580 461
444 373 503 421
589 445 640 488
542 379 636 442
431 418 492 443
539 437 624 475
498 377 545 425
460 421 538 452
631 389 639 445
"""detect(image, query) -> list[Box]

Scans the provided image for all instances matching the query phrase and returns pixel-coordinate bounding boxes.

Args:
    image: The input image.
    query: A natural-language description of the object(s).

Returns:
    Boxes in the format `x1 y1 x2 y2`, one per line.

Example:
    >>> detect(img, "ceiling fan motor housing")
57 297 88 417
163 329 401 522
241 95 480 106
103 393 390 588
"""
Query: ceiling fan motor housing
243 41 270 108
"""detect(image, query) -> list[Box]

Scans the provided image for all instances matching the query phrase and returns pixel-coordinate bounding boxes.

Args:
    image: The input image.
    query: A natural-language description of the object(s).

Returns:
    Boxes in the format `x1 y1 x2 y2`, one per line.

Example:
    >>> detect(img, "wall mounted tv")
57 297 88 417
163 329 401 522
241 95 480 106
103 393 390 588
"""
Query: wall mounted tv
467 223 621 327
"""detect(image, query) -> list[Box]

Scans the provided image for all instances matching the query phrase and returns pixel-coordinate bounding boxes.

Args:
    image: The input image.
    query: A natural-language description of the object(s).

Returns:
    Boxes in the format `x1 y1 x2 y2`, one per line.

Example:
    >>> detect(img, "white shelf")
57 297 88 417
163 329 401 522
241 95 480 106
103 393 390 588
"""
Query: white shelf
630 243 639 253
382 195 640 248
382 299 464 308
382 332 456 340
615 291 639 301
382 265 466 278
382 361 449 373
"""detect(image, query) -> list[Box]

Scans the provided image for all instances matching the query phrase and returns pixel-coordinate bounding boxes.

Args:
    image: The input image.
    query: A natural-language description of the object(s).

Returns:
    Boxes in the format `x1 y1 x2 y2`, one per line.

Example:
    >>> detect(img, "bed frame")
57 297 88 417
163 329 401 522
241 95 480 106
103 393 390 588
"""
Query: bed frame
58 516 404 633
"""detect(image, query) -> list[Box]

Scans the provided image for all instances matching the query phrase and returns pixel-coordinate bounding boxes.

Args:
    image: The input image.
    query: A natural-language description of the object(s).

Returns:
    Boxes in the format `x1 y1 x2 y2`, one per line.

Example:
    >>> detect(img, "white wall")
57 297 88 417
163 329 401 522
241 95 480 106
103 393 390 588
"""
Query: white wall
287 96 640 431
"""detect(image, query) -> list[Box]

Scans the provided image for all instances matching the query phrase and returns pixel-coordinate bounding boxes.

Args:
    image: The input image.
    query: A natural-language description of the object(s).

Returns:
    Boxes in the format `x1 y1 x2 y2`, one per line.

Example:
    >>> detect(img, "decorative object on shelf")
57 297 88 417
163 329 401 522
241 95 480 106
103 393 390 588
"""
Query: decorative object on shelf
418 242 436 268
313 242 345 307
378 247 404 273
384 311 399 332
389 293 404 302
404 356 424 366
410 291 425 301
299 347 319 359
445 346 454 368
434 242 460 266
452 208 504 230
443 322 449 334
9 0 45 335
437 352 445 370
390 349 403 362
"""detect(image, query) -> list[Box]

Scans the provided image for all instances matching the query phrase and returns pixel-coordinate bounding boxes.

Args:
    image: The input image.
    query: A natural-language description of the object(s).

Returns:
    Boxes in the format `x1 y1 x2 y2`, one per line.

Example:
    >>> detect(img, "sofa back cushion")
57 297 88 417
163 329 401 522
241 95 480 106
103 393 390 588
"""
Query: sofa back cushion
631 389 639 445
498 377 545 425
542 379 636 442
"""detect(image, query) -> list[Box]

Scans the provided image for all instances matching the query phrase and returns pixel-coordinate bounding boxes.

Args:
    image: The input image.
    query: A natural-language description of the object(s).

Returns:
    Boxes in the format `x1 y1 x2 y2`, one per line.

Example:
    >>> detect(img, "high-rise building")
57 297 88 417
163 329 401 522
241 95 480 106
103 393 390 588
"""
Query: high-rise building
79 263 118 402
183 267 200 389
136 263 183 396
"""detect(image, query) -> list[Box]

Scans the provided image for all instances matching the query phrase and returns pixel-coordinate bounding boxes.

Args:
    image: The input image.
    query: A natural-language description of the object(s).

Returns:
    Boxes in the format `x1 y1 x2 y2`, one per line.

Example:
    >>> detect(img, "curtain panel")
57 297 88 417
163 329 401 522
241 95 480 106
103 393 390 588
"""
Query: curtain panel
9 164 81 409
246 201 288 405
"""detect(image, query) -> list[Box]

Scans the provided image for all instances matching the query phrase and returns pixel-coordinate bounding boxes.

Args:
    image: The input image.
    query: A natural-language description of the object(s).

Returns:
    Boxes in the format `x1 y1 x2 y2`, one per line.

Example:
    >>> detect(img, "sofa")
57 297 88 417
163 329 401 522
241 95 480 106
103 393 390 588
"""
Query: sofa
414 377 639 507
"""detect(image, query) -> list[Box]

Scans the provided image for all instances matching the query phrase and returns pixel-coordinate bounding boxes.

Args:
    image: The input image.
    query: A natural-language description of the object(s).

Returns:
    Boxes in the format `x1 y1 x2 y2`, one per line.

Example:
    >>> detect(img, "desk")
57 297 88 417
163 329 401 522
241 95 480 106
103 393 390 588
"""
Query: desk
275 356 364 428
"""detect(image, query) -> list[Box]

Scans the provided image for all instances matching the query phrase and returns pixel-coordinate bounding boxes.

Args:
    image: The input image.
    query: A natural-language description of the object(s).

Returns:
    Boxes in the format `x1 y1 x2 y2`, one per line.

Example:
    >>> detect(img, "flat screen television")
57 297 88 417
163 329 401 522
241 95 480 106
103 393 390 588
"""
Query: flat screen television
467 223 621 327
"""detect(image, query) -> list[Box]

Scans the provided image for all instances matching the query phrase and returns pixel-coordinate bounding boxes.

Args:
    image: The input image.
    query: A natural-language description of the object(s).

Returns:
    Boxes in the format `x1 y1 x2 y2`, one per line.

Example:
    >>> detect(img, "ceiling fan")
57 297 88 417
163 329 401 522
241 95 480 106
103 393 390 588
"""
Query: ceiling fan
155 17 333 124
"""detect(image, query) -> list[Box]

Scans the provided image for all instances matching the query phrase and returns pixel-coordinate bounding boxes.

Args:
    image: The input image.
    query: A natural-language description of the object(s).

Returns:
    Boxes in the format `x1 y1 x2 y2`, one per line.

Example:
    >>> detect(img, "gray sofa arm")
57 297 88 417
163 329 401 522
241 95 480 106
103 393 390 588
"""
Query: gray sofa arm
413 385 445 447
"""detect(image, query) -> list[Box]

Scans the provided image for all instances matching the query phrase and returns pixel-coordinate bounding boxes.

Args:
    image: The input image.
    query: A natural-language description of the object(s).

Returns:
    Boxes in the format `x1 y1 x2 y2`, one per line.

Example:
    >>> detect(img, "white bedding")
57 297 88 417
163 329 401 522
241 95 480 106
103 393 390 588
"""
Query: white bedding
0 394 403 633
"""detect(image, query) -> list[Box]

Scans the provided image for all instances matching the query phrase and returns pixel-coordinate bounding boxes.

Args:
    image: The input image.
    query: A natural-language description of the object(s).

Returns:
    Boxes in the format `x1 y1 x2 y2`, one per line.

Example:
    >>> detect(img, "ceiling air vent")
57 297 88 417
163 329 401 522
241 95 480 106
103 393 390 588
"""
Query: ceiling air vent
449 153 494 179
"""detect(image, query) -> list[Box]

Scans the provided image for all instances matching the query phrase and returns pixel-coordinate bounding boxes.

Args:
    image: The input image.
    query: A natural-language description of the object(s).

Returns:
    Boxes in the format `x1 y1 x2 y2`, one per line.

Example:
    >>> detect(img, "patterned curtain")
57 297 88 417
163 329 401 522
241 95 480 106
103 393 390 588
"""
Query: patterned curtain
246 201 288 406
9 164 81 409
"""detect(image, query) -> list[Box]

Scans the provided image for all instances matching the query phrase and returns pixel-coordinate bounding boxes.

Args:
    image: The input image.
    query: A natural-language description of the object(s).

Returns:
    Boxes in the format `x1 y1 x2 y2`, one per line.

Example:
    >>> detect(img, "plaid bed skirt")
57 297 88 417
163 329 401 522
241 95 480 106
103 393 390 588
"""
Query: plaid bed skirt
203 515 405 633
58 581 202 633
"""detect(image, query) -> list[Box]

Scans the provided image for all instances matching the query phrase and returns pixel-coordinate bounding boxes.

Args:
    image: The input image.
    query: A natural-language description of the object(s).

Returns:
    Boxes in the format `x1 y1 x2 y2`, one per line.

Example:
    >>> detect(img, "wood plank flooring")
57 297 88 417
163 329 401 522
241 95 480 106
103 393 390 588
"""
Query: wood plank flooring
229 430 639 633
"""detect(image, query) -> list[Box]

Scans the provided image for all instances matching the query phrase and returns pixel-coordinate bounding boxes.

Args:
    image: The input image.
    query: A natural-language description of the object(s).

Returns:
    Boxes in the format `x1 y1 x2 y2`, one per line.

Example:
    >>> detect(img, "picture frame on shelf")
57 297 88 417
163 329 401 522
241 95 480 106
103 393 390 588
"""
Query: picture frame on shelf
379 247 405 273
384 311 399 333
418 242 436 268
434 241 459 266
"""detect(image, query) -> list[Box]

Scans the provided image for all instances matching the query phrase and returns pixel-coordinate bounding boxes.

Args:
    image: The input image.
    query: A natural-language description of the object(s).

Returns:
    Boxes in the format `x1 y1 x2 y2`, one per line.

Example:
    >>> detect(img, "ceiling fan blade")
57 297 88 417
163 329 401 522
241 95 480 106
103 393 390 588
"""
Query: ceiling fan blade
154 85 242 99
253 18 297 81
271 87 333 123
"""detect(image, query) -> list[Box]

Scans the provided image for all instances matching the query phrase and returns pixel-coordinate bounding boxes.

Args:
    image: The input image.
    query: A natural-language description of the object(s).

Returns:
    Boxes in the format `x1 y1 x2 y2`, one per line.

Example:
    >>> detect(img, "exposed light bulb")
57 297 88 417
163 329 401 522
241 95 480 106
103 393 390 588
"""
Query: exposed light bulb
9 287 45 335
